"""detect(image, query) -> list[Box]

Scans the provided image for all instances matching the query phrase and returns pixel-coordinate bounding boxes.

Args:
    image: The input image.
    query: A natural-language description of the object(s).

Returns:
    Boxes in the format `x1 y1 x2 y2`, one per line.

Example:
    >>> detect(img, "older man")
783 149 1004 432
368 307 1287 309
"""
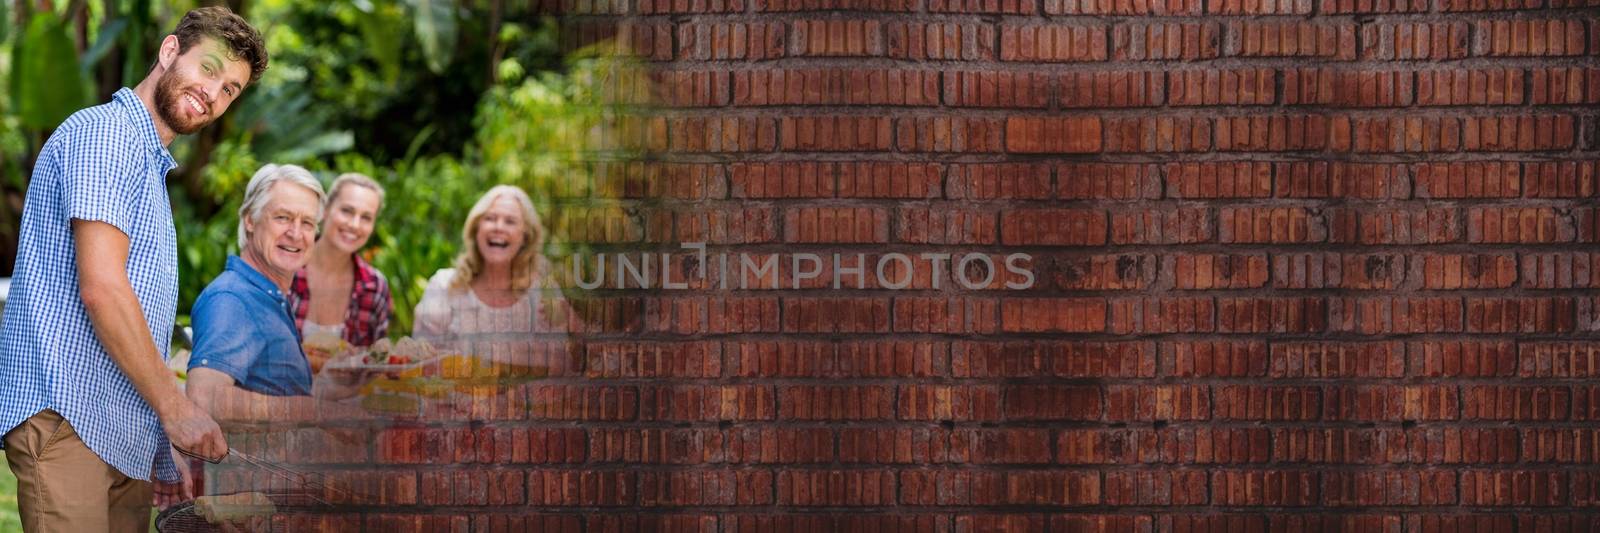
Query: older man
186 164 366 404
0 7 265 531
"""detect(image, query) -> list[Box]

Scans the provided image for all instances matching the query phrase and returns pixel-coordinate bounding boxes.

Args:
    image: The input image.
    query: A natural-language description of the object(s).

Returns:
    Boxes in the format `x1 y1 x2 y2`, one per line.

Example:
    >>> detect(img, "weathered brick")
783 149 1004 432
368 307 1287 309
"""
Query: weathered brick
1041 253 1156 290
1532 67 1600 105
1110 207 1213 245
899 385 1003 421
1271 252 1406 290
1462 385 1571 420
1322 384 1460 421
1217 297 1328 334
1328 207 1462 245
1465 297 1578 333
1167 340 1267 377
1105 384 1212 421
734 68 938 107
1274 162 1410 199
1213 385 1323 421
1102 116 1213 153
1360 21 1471 60
1113 22 1222 60
1271 341 1406 378
954 341 1154 378
1104 470 1209 505
1047 0 1201 13
1328 297 1465 334
1474 19 1591 57
1168 68 1275 106
1215 115 1329 151
1170 253 1269 289
1321 0 1426 12
1417 68 1525 106
676 21 787 61
885 21 996 60
1524 161 1600 198
1519 342 1600 378
786 19 885 57
1207 0 1310 13
897 117 1005 153
929 0 1035 12
999 24 1108 62
1331 115 1462 153
1058 163 1160 200
1165 162 1272 198
1218 207 1327 243
1460 470 1568 506
1060 71 1165 107
1323 470 1458 506
1466 207 1575 243
947 163 1050 200
1005 117 1103 153
1463 115 1577 151
1108 297 1217 334
1225 21 1357 59
943 71 1051 108
1000 298 1108 333
1210 470 1320 505
896 206 996 244
1285 68 1415 107
1000 208 1107 245
1417 253 1518 289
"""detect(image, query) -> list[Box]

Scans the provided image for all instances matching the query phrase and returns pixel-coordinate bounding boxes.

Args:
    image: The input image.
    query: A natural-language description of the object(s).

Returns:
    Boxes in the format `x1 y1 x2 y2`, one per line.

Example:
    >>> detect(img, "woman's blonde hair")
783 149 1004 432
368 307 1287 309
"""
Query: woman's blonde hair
326 172 385 211
451 185 546 292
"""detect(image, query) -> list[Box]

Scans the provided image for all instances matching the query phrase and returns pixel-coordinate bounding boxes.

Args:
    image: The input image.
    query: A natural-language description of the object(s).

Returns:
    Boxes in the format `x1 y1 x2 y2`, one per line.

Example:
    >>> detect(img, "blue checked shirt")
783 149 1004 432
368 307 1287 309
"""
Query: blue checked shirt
0 88 182 482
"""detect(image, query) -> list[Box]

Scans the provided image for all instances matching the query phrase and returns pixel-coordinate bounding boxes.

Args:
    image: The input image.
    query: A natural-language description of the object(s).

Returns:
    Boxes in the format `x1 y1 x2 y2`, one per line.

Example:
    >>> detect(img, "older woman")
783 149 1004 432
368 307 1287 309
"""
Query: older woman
288 173 391 369
413 185 567 344
186 165 364 404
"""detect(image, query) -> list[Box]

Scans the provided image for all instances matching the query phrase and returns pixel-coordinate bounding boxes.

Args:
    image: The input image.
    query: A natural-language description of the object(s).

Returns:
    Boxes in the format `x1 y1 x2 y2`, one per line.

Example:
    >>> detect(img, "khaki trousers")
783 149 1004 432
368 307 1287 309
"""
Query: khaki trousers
3 409 152 533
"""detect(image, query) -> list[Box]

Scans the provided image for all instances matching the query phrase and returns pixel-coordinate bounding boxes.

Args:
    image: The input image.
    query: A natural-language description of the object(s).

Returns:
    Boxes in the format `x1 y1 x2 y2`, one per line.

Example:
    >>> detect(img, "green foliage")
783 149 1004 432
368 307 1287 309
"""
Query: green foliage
9 13 91 130
409 0 458 75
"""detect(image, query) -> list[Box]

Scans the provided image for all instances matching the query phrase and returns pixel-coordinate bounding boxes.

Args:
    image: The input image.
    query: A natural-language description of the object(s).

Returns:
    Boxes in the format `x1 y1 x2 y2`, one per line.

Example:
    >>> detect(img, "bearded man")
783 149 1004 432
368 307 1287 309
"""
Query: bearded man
0 7 267 531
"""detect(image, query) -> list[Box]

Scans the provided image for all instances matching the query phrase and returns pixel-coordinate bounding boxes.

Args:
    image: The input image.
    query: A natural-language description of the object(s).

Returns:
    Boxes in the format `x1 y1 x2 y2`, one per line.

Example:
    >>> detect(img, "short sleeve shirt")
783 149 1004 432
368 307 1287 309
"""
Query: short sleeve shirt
0 88 181 482
188 256 313 397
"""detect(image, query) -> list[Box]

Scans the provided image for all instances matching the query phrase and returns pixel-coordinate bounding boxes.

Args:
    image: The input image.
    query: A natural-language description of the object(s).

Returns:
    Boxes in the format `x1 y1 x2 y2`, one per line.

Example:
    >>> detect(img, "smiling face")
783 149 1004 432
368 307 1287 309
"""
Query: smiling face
242 182 321 286
320 185 381 255
474 196 527 269
153 36 251 135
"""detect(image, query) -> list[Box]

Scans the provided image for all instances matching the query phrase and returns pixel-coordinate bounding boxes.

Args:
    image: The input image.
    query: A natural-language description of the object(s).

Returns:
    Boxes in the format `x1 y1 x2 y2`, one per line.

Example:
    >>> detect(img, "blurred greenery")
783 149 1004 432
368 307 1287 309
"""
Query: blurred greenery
0 0 647 336
0 455 16 532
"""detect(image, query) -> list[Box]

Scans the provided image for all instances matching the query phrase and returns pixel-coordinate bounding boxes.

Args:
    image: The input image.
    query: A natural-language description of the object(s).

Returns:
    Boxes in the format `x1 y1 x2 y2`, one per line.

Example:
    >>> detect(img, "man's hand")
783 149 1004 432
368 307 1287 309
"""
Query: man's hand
153 447 197 509
160 395 227 462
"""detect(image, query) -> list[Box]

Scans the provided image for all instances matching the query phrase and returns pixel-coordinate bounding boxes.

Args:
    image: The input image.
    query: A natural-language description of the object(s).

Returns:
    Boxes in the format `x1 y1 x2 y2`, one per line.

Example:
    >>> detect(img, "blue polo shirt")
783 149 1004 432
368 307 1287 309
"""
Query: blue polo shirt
188 256 313 396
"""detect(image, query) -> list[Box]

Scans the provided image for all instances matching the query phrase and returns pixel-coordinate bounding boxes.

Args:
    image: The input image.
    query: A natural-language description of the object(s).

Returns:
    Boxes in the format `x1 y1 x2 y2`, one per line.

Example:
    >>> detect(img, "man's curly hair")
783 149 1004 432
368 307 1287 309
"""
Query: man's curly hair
172 6 268 84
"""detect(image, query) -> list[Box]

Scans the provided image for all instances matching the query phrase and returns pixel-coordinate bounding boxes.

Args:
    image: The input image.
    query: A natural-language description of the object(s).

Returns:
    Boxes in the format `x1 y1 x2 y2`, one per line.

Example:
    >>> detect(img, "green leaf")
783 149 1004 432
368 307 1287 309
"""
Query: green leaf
11 13 90 130
0 0 11 43
81 18 128 71
411 0 456 75
271 131 354 162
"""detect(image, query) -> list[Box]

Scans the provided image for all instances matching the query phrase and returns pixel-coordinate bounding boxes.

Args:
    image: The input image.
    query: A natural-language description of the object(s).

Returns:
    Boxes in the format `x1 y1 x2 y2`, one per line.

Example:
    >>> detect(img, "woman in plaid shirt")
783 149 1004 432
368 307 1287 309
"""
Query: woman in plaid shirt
287 173 392 370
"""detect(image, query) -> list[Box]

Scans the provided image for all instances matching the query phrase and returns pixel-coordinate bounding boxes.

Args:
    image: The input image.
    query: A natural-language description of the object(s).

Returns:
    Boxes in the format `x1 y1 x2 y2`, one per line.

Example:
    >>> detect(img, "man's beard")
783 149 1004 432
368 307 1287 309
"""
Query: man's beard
153 70 212 135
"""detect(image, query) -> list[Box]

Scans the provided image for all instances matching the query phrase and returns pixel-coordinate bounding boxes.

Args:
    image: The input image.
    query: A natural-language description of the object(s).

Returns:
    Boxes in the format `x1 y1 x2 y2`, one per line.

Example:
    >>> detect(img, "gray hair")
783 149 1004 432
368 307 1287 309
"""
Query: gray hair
325 172 385 210
237 164 326 249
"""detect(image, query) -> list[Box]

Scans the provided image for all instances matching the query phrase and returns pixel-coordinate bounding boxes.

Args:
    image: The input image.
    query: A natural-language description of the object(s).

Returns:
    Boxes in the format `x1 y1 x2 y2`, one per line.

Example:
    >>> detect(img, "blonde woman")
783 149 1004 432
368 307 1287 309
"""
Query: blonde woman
286 173 392 369
413 185 567 343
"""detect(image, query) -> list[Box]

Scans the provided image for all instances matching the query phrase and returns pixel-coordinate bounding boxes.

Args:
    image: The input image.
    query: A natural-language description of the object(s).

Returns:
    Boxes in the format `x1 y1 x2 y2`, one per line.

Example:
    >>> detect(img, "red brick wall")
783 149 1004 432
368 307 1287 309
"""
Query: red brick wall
217 2 1600 531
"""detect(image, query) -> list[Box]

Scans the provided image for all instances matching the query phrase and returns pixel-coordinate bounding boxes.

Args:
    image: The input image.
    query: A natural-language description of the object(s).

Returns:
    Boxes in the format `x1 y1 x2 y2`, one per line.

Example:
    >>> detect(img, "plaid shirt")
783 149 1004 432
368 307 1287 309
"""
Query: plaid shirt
286 255 391 347
0 88 181 482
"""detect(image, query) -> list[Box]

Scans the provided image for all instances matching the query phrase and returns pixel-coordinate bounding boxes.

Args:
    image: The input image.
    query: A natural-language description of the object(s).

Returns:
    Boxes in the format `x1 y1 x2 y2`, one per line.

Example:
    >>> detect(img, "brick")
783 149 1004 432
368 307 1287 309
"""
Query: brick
1167 340 1268 377
1464 114 1577 151
1413 161 1520 198
1274 162 1410 199
670 207 780 245
650 70 731 107
1321 0 1426 12
1329 297 1464 334
947 163 1050 200
1000 298 1107 333
1408 340 1516 377
781 206 889 243
733 68 939 107
1407 427 1521 464
951 429 1053 464
1463 385 1571 420
1213 385 1322 421
585 341 718 379
669 116 778 153
1417 253 1518 289
1523 161 1600 198
1207 0 1310 13
1520 428 1600 462
1041 253 1155 290
1460 470 1568 506
1225 21 1357 59
958 515 1045 532
1058 163 1160 200
1285 68 1414 107
1519 342 1600 378
756 0 914 9
897 206 997 245
1465 297 1578 333
1210 470 1320 506
779 116 892 152
1000 208 1107 246
1047 0 1201 13
1322 384 1460 421
1218 207 1327 243
1105 384 1212 421
896 116 1005 153
1112 22 1221 60
1217 297 1328 334
1101 116 1213 153
1110 207 1213 244
1060 71 1164 107
1215 115 1328 151
1270 428 1404 464
1165 162 1271 198
1057 428 1154 465
525 385 639 421
1271 252 1406 290
1573 386 1600 421
1323 470 1457 506
839 161 940 199
894 297 999 333
1168 68 1275 106
1104 470 1209 505
1327 207 1462 245
786 19 885 57
526 470 635 506
1466 207 1575 243
637 384 775 421
1417 68 1524 106
1524 253 1600 289
1532 67 1600 105
943 71 1051 108
1475 19 1591 57
953 340 1155 378
777 470 895 506
900 385 1003 421
778 385 895 420
782 297 889 333
1003 385 1103 421
1414 515 1520 532
1005 117 1103 153
886 22 996 61
1169 253 1269 289
676 21 786 61
1270 341 1405 378
1360 21 1471 60
1000 24 1109 62
1108 297 1217 334
1438 0 1538 9
929 0 1035 13
838 427 946 464
1331 116 1462 153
